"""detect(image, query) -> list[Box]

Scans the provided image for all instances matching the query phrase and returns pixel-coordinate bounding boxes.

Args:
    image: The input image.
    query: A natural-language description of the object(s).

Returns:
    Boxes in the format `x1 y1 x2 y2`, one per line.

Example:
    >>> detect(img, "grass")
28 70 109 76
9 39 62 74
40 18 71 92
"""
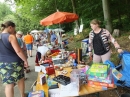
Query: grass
64 28 90 50
65 30 130 65
63 30 130 96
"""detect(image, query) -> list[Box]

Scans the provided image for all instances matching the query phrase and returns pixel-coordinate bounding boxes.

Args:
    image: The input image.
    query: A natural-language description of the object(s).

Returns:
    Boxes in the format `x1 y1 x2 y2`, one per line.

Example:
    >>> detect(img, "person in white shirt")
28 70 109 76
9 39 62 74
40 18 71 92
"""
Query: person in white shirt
35 45 51 65
35 33 40 48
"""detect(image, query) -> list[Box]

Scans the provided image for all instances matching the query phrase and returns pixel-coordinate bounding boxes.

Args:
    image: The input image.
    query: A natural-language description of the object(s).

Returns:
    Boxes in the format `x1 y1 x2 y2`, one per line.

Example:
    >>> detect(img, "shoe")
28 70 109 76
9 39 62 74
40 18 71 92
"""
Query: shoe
24 78 27 80
26 69 30 73
30 56 32 57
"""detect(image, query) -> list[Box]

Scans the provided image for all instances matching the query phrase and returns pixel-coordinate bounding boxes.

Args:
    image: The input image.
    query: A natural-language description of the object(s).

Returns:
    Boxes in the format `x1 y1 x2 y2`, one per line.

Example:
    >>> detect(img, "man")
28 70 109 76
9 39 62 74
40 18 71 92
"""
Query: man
50 30 57 46
16 31 30 77
23 32 34 57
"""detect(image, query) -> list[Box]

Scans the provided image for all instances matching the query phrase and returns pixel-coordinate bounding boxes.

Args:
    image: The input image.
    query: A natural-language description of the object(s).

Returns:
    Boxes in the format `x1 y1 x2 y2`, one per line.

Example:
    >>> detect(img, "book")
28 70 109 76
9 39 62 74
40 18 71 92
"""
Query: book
87 68 112 84
87 78 114 88
87 84 108 90
112 68 122 80
40 74 46 85
86 63 109 79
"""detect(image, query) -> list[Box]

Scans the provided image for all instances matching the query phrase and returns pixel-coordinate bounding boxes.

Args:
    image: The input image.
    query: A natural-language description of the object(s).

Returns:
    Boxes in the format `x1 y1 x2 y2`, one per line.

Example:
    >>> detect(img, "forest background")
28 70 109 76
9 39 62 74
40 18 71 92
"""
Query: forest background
0 0 130 33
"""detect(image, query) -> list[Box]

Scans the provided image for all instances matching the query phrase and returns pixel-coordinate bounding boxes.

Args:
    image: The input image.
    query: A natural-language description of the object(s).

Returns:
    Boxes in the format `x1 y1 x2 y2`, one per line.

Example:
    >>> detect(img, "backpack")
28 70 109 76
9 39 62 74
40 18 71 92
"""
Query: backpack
104 51 130 87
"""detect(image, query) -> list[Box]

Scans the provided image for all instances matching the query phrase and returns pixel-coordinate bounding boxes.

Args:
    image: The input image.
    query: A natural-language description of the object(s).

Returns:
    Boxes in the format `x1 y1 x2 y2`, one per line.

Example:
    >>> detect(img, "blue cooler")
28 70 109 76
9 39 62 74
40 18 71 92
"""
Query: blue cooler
28 90 44 97
81 38 89 55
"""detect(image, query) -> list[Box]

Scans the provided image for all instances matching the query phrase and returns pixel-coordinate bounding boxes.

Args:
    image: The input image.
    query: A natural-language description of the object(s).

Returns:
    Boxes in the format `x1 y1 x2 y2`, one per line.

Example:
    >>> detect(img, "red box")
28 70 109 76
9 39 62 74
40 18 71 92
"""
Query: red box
45 65 55 75
69 53 77 59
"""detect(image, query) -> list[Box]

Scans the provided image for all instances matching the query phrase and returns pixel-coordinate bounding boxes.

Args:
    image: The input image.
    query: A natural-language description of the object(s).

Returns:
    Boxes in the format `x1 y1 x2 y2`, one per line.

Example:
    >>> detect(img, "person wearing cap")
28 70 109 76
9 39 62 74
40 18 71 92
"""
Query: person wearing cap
16 31 30 74
16 31 27 57
16 31 24 48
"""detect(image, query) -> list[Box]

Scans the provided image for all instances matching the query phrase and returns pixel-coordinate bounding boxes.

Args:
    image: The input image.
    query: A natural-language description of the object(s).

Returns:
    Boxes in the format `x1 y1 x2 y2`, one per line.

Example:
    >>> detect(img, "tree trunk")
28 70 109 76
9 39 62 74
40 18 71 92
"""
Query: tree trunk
71 0 79 33
102 0 112 33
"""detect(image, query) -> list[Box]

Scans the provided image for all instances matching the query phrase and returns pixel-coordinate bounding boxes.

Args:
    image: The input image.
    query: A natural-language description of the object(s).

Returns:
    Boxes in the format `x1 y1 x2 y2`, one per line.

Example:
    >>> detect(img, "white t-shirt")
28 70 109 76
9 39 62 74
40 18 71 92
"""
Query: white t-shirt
56 32 62 44
37 46 49 56
35 34 39 40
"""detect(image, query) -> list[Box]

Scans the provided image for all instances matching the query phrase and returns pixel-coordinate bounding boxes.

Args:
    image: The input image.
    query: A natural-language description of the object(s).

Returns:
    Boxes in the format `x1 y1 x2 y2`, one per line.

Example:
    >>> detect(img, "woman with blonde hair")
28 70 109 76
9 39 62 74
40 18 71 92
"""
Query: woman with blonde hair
88 19 123 63
0 21 28 97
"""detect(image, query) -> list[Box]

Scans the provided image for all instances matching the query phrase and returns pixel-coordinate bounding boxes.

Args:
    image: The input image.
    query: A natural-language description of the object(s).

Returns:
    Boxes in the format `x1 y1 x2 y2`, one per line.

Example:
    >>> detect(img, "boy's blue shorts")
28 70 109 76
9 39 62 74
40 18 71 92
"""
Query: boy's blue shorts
26 43 32 50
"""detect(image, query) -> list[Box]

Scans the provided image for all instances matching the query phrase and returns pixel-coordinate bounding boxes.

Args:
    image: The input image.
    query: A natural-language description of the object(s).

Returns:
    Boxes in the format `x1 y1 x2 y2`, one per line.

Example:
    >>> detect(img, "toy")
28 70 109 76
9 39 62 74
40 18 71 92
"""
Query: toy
46 65 55 75
72 59 78 69
79 71 87 85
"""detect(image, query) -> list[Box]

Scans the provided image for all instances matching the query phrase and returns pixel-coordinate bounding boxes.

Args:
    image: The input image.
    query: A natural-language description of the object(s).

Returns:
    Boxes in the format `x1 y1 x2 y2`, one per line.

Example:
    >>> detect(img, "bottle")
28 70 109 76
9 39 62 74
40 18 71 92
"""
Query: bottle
61 52 64 59
74 48 78 66
73 59 77 66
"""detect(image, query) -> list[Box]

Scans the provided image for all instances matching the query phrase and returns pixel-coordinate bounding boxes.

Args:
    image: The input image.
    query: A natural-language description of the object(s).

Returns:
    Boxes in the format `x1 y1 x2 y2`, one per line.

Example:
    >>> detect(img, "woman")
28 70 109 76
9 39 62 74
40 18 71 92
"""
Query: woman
88 19 123 63
0 21 28 97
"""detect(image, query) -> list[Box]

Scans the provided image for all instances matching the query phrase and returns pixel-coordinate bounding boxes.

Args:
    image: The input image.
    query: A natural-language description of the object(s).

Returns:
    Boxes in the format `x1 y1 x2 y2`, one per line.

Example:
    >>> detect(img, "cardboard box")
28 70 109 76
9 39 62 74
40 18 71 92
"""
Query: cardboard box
87 78 114 88
87 68 112 84
87 84 108 90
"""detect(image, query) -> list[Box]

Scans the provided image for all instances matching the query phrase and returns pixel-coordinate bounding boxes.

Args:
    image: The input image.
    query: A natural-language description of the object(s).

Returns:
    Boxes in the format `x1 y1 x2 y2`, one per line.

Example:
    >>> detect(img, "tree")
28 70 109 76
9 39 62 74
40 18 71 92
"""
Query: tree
71 0 79 32
13 0 130 32
0 2 12 23
102 0 112 33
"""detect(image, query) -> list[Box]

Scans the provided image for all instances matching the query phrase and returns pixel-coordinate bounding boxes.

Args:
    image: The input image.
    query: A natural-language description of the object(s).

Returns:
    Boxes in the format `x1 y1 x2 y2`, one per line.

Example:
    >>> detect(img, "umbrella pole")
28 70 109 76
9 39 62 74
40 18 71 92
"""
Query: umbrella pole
58 23 61 28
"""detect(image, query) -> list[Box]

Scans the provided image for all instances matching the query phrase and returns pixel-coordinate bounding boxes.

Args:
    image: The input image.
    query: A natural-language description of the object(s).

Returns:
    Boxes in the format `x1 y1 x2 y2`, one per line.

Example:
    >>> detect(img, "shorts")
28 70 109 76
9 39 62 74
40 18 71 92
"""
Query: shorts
26 43 33 50
36 40 39 42
0 61 24 85
35 52 41 64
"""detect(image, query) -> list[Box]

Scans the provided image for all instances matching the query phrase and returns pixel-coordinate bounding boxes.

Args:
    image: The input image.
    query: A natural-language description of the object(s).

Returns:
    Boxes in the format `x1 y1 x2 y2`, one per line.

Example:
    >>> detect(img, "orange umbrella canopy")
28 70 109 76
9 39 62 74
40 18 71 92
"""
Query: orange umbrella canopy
40 11 79 26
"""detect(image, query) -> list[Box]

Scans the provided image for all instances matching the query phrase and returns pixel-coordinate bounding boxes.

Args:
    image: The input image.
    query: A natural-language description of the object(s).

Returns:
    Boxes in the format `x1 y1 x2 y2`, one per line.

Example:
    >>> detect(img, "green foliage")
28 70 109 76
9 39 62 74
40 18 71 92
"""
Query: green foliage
110 0 130 31
2 0 130 33
0 2 13 24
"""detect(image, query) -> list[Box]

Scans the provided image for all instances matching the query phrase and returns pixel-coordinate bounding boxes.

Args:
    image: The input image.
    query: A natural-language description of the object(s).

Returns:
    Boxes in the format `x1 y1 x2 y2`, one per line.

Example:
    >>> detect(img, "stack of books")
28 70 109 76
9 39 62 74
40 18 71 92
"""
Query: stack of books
86 63 114 89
